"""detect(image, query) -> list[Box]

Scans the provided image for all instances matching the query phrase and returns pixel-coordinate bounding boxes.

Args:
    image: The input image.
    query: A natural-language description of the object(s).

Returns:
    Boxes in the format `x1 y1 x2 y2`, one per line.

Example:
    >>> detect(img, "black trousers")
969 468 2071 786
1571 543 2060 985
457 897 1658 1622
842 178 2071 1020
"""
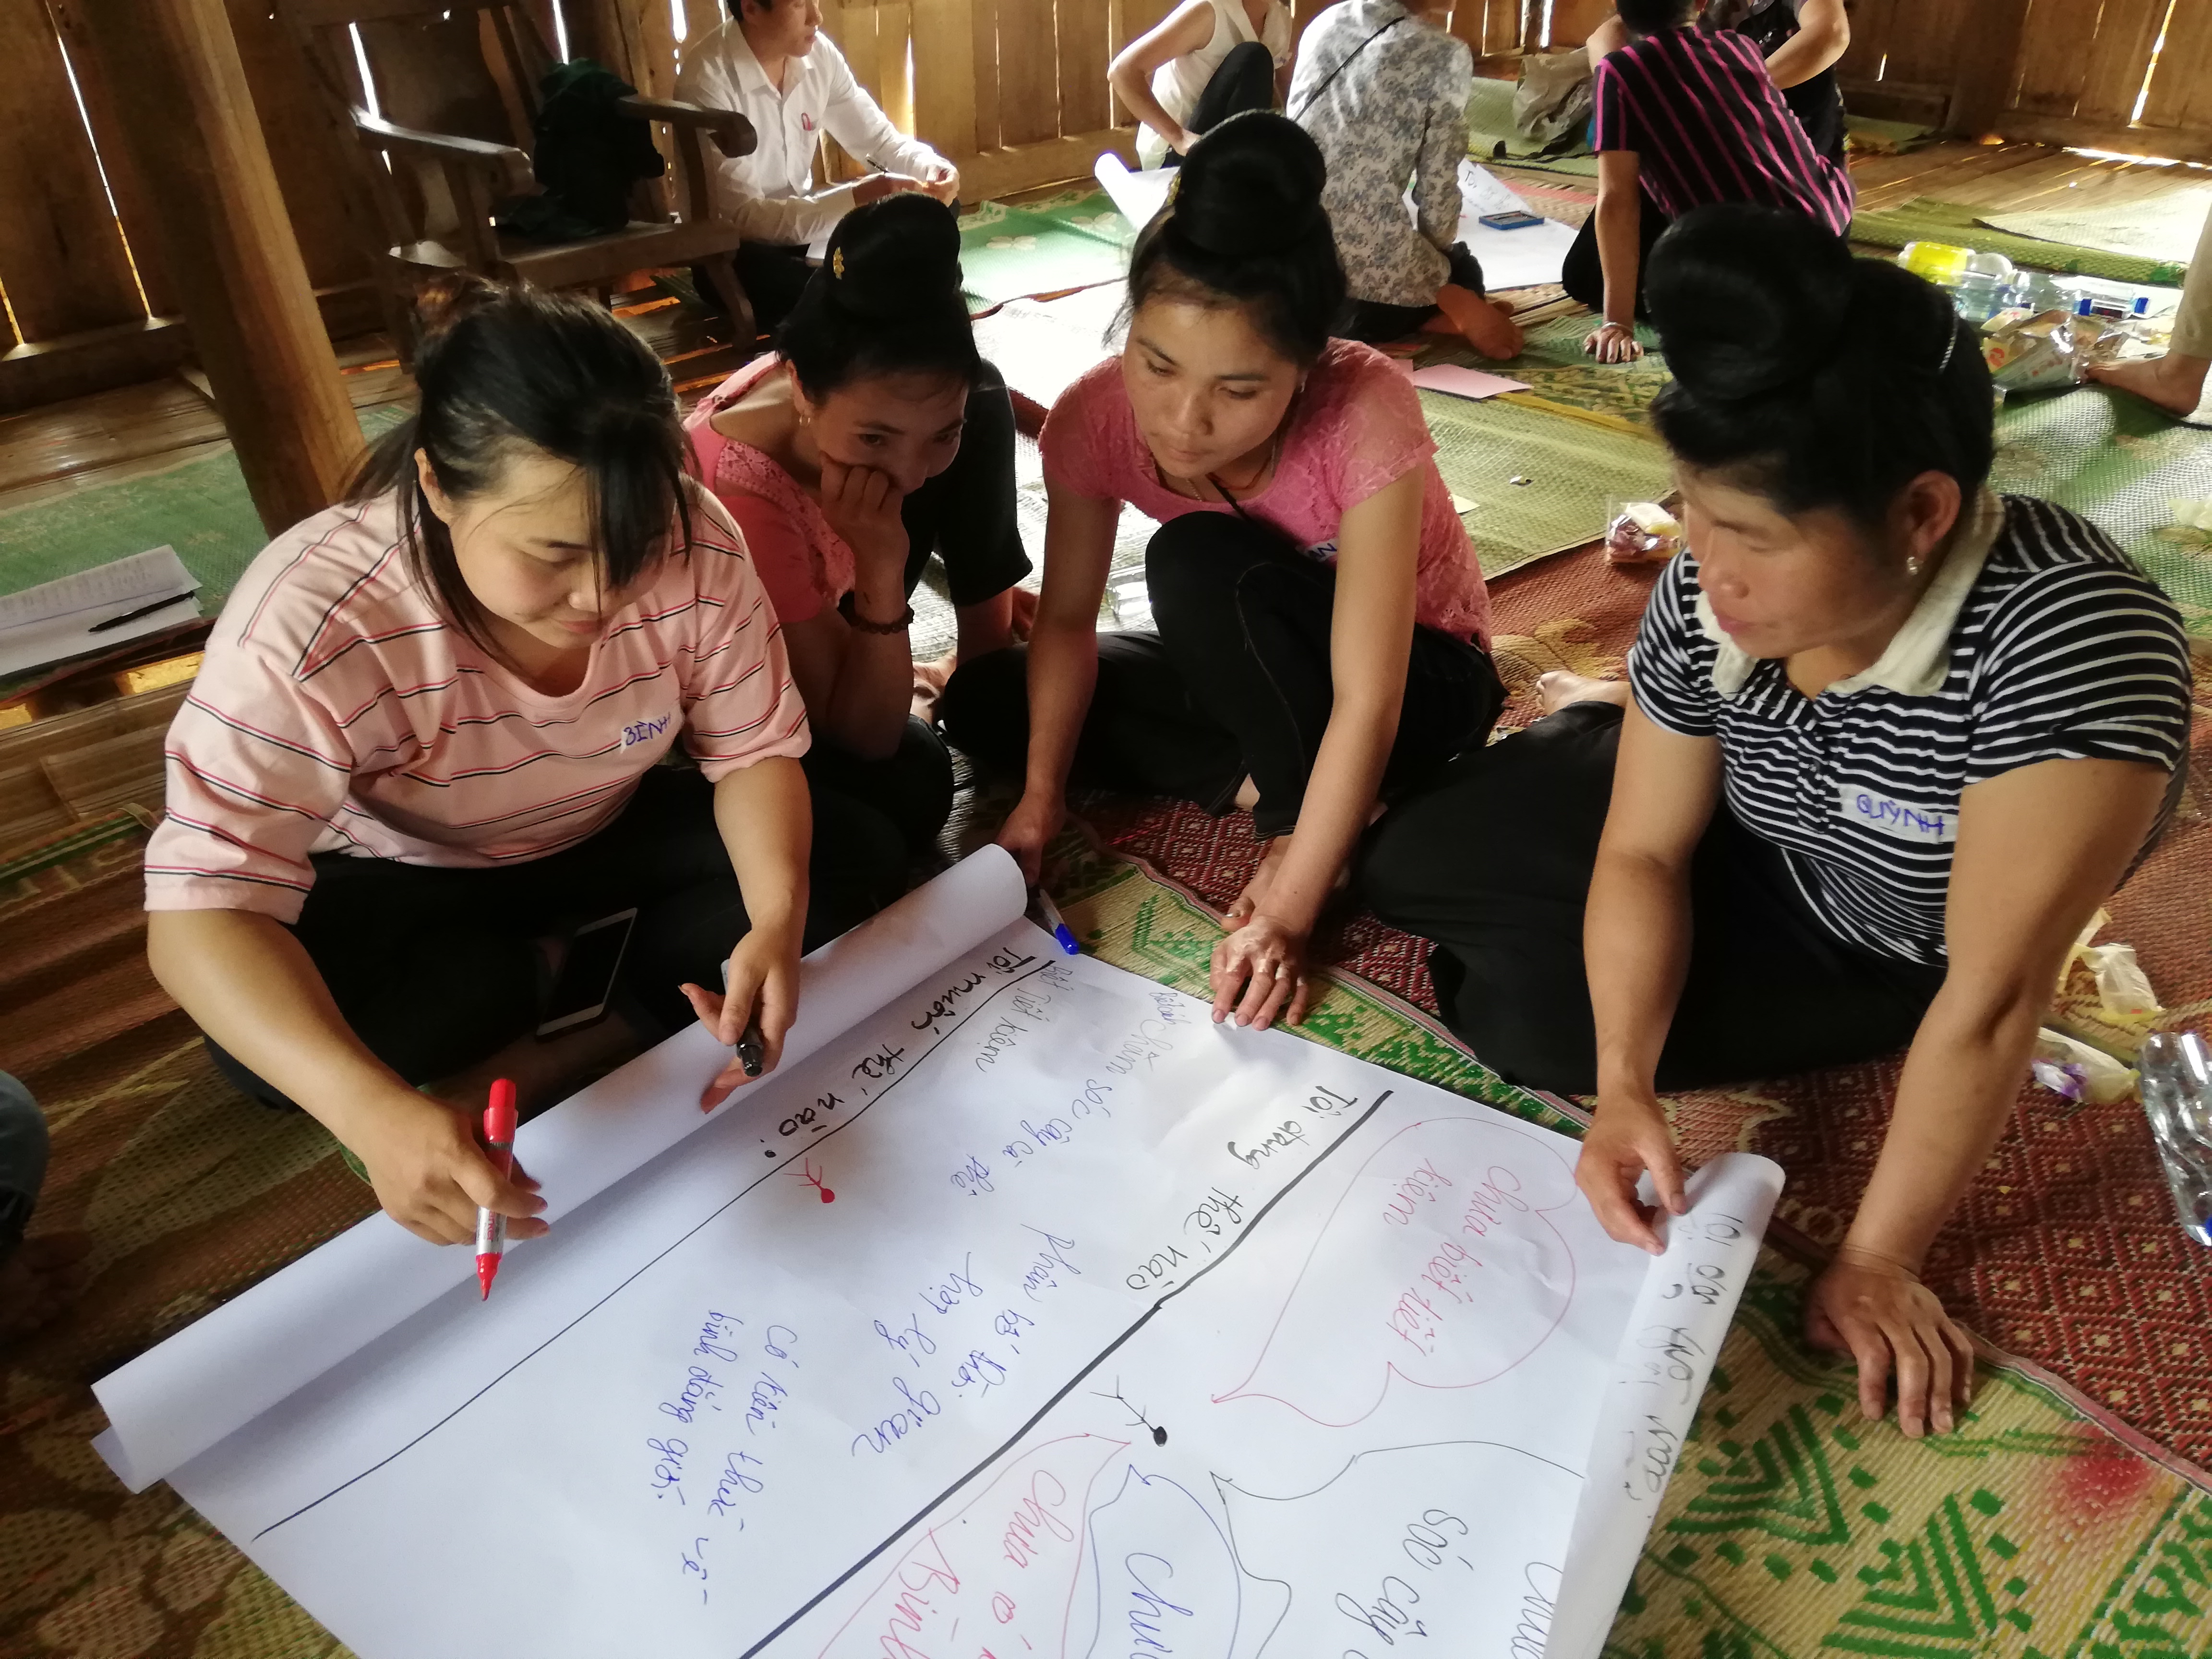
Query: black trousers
1561 188 1671 321
805 716 956 856
900 362 1033 608
1358 701 1948 1094
1341 244 1489 345
206 767 909 1109
941 513 1504 838
1161 40 1277 168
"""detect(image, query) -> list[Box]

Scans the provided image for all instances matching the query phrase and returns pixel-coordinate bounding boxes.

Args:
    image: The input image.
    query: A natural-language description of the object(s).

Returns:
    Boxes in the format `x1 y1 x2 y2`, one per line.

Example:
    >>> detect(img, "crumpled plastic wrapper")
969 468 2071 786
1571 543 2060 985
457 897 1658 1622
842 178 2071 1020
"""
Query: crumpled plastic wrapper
1981 307 2130 394
2032 1028 2139 1105
2058 908 2168 1029
1605 500 1682 565
2081 942 2164 1025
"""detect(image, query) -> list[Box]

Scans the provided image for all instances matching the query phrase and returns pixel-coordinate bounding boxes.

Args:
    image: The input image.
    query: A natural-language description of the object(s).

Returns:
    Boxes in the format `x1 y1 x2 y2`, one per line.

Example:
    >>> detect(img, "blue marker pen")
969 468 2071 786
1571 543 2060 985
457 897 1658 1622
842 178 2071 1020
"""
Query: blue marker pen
1034 889 1081 955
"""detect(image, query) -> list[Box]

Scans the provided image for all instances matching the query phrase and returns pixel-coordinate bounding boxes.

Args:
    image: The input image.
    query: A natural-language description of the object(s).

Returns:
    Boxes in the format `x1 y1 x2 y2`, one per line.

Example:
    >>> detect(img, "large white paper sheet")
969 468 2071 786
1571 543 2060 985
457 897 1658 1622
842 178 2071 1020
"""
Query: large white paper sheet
0 545 202 675
1095 151 1174 235
103 861 1780 1658
1452 161 1579 293
93 847 1028 1491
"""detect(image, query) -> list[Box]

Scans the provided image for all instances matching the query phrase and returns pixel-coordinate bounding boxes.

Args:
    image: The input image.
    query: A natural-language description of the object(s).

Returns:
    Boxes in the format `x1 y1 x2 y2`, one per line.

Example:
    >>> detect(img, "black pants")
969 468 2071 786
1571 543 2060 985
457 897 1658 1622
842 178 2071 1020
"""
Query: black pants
901 362 1032 607
701 242 814 337
1161 40 1277 168
1358 702 1948 1094
206 767 908 1109
941 513 1504 838
1561 188 1671 321
1341 244 1489 345
805 716 956 856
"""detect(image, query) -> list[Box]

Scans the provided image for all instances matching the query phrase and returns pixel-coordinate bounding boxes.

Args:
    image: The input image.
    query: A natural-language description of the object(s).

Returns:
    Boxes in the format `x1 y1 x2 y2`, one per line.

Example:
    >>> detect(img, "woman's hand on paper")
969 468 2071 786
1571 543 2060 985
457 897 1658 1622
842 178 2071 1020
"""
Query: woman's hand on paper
996 791 1064 886
352 1090 546 1247
1574 1093 1687 1254
1805 1250 1976 1438
1583 321 1645 364
1210 914 1311 1032
688 923 804 1111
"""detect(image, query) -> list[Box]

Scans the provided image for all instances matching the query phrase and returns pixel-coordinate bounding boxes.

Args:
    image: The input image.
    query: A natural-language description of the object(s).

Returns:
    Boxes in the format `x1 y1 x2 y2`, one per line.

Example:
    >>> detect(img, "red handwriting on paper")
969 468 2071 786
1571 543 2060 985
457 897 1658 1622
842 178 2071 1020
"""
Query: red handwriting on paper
1214 1118 1580 1426
817 1435 1125 1659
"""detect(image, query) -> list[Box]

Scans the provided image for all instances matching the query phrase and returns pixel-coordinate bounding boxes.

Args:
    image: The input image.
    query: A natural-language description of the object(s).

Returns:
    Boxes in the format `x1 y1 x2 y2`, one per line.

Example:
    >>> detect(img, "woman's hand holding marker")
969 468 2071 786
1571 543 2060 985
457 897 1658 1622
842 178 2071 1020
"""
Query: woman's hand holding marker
685 921 804 1111
346 1086 546 1249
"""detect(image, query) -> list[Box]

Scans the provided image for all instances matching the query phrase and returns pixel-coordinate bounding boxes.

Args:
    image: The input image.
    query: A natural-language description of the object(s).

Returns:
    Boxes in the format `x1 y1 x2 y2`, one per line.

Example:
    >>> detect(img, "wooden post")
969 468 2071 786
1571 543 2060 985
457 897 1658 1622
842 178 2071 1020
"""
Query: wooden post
1947 0 2030 140
68 0 359 536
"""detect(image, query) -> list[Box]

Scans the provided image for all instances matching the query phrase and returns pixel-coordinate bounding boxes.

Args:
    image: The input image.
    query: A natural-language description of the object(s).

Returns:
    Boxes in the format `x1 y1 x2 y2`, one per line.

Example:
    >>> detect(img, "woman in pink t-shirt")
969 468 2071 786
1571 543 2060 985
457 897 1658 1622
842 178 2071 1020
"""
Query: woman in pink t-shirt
686 195 1031 854
941 112 1503 1030
143 283 907 1248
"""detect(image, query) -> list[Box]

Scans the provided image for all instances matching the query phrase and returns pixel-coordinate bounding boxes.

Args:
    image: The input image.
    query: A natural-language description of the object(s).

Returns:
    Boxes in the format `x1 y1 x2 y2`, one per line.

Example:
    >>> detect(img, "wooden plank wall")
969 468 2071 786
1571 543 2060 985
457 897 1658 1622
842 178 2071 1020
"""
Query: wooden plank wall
0 0 370 411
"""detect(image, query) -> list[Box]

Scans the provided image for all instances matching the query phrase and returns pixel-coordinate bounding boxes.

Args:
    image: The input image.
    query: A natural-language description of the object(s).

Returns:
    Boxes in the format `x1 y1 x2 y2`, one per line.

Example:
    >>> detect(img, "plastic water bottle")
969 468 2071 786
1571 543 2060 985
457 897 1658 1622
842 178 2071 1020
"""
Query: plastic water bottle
1899 240 1971 285
2138 1031 2212 1247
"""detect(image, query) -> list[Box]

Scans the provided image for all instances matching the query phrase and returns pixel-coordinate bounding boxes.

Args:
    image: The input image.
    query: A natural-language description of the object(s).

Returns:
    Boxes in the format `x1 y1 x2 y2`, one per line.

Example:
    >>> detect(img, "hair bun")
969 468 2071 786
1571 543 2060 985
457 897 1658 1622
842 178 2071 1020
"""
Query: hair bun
820 192 964 323
411 272 503 350
1168 110 1329 258
1646 203 1857 401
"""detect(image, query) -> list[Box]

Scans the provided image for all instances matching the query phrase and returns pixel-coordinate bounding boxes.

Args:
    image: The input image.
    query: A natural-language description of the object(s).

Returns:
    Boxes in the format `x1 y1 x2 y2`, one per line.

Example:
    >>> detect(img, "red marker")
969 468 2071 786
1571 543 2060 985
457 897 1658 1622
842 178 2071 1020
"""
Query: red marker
475 1078 518 1300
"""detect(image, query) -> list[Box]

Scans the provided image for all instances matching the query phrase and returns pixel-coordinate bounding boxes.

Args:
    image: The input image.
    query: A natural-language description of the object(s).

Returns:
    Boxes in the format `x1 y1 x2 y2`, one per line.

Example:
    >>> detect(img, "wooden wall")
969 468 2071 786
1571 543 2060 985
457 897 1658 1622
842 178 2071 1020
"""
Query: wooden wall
0 0 371 412
4 0 2211 416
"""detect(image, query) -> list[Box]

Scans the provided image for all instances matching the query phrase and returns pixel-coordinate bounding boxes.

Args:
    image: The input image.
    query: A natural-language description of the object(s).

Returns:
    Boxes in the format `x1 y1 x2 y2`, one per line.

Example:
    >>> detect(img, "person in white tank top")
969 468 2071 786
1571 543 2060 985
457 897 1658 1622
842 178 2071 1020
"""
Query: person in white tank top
1109 0 1295 168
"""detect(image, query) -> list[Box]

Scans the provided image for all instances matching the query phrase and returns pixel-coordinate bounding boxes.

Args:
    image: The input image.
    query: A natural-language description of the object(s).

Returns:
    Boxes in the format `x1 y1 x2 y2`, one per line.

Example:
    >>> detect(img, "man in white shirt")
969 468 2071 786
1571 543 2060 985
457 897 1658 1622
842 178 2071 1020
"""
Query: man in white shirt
678 0 960 330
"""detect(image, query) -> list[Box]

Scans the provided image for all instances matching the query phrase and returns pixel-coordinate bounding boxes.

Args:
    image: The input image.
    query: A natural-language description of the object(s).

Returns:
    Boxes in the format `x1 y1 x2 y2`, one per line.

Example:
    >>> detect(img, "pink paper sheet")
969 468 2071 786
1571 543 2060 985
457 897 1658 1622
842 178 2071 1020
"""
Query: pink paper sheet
1410 364 1531 400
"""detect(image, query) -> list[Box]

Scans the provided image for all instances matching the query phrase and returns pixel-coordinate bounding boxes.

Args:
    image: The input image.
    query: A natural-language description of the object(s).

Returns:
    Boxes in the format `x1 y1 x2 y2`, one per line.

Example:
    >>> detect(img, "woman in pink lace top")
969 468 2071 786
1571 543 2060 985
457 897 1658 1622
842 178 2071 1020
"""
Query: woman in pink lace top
941 113 1504 1030
686 195 1031 854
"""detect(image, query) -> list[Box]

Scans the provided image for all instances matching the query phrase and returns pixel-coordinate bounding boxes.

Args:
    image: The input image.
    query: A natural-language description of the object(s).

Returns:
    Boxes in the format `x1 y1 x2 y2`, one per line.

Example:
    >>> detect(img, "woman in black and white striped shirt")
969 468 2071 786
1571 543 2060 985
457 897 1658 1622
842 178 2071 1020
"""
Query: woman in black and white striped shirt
1362 204 2193 1440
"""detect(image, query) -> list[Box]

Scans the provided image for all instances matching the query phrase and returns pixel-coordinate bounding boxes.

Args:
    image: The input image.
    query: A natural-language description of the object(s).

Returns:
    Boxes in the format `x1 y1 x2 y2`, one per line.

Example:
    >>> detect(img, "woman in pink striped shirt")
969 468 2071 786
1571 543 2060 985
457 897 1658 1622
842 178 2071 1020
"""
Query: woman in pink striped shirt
143 283 905 1246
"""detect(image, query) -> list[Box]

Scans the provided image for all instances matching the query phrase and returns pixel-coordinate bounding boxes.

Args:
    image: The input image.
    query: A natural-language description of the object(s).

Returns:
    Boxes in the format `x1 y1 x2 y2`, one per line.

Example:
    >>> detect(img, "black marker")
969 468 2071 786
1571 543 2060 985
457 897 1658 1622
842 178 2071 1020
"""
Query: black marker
736 1021 766 1078
86 590 195 634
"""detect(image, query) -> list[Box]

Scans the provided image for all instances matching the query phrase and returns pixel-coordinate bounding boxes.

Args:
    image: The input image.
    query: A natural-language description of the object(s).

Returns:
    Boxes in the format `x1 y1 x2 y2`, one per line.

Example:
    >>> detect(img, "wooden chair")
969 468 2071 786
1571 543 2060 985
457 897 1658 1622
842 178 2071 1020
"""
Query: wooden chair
284 0 760 360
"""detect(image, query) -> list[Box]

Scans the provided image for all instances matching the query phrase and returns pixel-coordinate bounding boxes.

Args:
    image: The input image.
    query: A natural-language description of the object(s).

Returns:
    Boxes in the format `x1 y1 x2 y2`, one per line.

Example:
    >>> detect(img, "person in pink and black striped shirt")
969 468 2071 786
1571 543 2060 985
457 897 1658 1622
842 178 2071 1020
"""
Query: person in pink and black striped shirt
143 282 906 1247
1563 0 1855 363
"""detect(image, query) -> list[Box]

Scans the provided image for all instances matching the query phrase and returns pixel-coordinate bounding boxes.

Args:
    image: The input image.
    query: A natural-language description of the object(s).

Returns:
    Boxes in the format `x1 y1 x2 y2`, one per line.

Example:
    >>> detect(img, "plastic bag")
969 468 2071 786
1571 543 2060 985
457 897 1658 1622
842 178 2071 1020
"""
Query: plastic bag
1514 51 1594 149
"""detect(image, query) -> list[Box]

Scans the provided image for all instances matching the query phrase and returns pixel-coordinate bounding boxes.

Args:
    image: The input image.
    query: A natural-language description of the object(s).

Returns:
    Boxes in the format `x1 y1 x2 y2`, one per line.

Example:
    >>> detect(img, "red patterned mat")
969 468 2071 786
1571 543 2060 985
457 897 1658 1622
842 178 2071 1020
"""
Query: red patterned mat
1085 543 2212 1468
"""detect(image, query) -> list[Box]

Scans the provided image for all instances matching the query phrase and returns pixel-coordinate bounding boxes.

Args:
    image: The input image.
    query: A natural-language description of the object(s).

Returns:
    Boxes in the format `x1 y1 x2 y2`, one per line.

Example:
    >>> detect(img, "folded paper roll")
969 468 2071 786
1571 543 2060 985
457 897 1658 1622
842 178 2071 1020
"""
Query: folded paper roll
92 846 1030 1492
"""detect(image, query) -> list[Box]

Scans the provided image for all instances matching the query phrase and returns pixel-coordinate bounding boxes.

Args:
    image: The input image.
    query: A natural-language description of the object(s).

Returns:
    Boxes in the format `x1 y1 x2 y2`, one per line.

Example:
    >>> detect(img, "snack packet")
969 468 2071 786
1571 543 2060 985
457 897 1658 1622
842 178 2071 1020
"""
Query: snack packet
1981 307 2128 394
1605 500 1682 565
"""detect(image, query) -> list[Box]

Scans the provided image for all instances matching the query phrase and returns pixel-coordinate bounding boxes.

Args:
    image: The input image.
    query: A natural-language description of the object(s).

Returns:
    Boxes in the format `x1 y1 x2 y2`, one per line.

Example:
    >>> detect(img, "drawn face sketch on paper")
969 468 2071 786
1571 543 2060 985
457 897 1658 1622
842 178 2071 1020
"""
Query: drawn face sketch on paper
1074 1462 1289 1659
1213 1116 1581 1426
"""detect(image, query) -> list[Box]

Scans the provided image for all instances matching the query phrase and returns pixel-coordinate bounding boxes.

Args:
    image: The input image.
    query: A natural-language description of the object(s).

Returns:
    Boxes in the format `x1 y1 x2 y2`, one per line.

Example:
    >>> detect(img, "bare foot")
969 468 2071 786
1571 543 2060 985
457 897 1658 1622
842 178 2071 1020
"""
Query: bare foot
1538 671 1632 715
913 652 955 720
0 1234 92 1340
2086 352 2211 419
1437 284 1524 360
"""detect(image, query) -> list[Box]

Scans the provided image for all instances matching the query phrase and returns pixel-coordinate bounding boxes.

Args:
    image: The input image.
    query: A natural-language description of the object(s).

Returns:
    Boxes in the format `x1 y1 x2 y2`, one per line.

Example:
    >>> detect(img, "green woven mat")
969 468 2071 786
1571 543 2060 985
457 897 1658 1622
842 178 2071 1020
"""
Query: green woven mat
1425 390 1672 576
1850 196 2190 286
1984 186 2212 271
959 189 1134 306
1422 310 1672 430
1844 113 1937 155
1055 844 2212 1659
1991 385 2212 640
0 406 406 612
